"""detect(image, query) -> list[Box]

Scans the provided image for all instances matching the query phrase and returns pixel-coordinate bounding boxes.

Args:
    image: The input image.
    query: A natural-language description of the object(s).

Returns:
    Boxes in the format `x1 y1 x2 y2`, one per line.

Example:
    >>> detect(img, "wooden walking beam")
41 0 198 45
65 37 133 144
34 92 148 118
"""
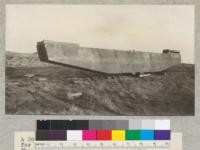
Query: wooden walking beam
37 40 181 74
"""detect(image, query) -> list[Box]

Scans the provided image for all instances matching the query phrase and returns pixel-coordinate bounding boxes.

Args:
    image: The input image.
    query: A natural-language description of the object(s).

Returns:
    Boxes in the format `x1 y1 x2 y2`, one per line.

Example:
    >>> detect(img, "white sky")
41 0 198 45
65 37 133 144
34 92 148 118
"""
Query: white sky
6 5 194 63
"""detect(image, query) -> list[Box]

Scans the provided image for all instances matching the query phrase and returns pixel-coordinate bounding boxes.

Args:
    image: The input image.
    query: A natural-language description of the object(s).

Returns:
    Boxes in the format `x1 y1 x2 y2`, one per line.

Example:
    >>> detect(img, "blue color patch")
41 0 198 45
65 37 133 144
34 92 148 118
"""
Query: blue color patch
141 130 154 140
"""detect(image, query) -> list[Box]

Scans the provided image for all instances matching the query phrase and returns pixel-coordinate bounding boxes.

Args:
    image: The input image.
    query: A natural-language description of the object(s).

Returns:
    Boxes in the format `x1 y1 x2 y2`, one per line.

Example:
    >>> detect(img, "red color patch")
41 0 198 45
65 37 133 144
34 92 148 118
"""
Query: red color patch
96 130 111 140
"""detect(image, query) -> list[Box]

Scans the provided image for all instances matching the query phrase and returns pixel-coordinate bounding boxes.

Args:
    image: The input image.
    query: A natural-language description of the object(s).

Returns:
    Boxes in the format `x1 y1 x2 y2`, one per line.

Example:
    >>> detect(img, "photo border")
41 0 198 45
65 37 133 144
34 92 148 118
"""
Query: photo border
0 0 199 150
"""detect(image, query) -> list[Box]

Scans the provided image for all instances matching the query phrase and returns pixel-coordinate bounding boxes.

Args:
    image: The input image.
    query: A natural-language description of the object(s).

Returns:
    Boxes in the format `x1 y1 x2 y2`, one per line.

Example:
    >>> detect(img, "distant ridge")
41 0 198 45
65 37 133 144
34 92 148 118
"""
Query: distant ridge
6 51 54 67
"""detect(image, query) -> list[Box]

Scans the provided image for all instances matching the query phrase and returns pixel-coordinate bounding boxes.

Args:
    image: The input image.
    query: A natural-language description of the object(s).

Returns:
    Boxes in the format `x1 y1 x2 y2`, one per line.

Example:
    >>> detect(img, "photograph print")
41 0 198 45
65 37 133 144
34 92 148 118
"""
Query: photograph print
5 5 194 115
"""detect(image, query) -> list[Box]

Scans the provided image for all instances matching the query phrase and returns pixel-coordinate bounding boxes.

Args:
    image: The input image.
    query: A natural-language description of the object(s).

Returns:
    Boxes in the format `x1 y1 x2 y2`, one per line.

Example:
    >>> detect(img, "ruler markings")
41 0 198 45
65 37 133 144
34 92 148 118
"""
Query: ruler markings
15 132 183 150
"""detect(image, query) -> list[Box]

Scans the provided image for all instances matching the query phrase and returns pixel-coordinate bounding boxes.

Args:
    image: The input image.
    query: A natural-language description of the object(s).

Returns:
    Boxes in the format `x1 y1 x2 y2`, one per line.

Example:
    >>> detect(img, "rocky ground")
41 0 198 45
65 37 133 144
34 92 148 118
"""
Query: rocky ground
5 51 194 115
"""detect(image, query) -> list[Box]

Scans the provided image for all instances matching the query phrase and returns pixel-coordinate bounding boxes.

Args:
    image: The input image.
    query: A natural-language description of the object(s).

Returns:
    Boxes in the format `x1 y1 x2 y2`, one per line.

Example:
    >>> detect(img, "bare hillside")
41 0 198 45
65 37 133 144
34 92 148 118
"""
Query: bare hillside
5 51 194 115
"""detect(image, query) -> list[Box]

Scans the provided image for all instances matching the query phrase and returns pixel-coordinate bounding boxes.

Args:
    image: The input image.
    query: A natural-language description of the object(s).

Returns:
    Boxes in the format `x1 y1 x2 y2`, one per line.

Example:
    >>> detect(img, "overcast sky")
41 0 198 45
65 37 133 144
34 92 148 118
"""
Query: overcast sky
6 5 194 63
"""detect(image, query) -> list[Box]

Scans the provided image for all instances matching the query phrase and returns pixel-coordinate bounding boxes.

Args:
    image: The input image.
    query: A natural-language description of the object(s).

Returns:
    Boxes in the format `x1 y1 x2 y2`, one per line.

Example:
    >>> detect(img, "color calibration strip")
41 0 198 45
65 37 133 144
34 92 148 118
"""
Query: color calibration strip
15 132 183 150
36 120 170 141
36 130 171 141
37 120 170 130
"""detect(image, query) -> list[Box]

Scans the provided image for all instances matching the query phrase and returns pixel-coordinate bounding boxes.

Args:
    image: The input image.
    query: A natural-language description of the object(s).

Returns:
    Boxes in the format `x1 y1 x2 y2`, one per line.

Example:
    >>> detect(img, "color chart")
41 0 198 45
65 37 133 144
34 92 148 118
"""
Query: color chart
15 132 182 150
36 119 171 141
14 119 183 150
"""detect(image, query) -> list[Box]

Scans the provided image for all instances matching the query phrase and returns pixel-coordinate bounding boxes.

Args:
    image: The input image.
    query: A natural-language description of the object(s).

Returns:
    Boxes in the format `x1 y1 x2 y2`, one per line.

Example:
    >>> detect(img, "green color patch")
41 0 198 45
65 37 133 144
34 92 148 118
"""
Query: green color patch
125 130 141 140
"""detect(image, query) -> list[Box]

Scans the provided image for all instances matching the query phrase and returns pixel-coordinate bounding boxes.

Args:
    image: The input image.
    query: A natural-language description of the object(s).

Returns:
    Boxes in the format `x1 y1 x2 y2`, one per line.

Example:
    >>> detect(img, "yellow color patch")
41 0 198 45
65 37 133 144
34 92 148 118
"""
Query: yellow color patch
112 130 125 141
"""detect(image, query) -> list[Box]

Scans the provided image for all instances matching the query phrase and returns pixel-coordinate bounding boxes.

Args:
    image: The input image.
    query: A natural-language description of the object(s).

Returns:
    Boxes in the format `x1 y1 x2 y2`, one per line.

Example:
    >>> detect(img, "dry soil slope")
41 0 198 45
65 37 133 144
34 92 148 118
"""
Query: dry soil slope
5 51 194 115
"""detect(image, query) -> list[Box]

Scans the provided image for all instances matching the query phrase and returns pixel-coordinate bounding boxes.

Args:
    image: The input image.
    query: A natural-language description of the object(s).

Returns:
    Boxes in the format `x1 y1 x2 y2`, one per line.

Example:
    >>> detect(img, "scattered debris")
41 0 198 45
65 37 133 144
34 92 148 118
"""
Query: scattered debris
37 77 47 81
139 73 151 78
132 72 141 77
131 72 152 78
11 82 21 85
73 80 89 85
27 87 36 94
24 74 35 78
73 80 83 84
67 92 82 100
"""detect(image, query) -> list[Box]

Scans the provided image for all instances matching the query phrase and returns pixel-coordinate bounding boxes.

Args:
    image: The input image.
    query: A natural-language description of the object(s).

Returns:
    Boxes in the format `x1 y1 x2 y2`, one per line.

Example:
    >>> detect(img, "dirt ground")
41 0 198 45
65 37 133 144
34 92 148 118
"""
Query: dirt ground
5 51 194 115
